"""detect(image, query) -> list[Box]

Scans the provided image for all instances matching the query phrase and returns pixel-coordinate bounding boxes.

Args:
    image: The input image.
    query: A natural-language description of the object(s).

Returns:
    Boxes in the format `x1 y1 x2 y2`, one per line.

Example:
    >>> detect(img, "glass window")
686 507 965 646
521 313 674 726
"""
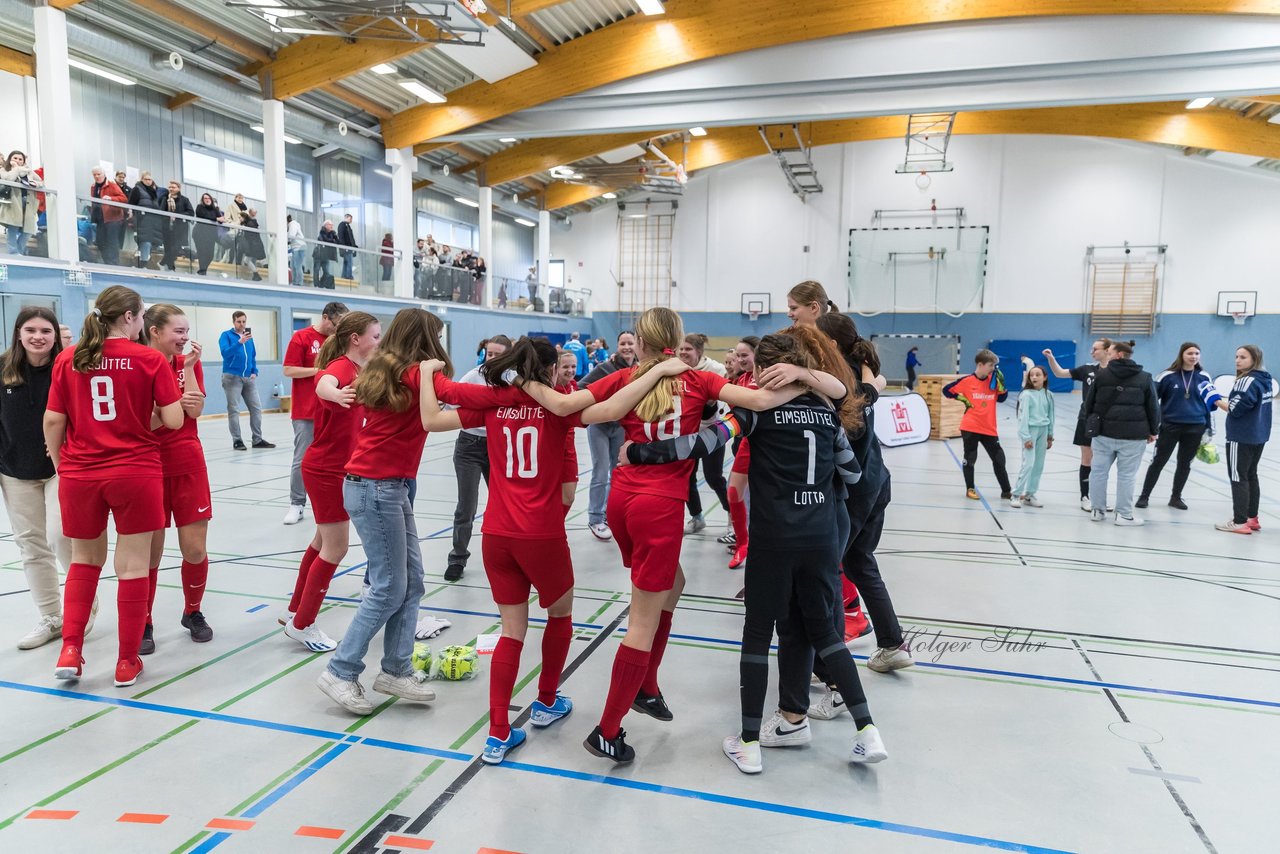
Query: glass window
224 159 265 202
548 260 566 288
286 175 304 209
182 148 221 189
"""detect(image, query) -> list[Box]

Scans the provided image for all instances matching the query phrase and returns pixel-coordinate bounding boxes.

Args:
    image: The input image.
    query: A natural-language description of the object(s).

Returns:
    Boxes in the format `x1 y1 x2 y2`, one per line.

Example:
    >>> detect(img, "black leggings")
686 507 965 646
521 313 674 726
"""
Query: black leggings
1140 422 1204 500
740 541 871 740
961 430 1011 492
686 445 730 517
1227 441 1265 523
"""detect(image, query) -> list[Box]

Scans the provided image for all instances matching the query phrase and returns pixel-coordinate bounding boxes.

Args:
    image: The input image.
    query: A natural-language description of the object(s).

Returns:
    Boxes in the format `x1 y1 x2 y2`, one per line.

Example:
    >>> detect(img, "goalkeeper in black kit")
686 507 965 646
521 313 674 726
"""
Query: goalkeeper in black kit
619 329 887 775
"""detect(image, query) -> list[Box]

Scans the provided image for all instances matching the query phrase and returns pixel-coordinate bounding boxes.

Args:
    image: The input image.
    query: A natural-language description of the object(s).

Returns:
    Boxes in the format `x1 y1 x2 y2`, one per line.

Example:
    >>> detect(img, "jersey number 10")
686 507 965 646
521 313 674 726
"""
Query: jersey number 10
90 376 117 422
503 426 538 478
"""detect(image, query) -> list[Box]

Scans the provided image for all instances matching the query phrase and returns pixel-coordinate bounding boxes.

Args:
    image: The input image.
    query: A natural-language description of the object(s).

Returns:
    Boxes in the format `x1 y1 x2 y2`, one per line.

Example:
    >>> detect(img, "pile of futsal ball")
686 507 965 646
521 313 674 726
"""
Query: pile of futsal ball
412 642 481 681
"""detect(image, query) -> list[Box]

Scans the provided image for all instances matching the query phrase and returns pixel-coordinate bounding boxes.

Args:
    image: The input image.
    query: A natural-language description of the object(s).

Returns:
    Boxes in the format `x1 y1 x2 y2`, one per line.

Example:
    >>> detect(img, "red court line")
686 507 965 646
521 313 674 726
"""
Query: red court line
206 817 256 831
296 825 346 839
118 813 169 824
26 810 78 820
383 835 434 850
477 849 525 854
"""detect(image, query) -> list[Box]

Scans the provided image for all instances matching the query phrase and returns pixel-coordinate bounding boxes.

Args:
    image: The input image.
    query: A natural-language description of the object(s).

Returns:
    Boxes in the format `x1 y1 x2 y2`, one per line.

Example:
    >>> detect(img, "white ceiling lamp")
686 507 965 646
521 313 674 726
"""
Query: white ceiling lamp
514 217 536 227
1185 97 1214 109
374 168 393 178
454 196 481 208
250 125 304 145
400 79 447 104
68 58 135 86
1269 113 1280 125
636 0 666 15
371 63 398 75
602 192 618 199
499 137 518 143
512 192 520 203
689 126 707 137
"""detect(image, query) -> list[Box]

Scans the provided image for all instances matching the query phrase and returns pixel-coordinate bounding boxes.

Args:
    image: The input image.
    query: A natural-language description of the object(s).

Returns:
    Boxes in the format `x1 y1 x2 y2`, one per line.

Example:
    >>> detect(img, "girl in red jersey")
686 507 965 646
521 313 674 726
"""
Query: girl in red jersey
555 350 581 515
525 307 849 764
140 305 213 655
724 335 759 568
285 311 381 652
421 337 689 763
316 308 488 715
44 286 184 687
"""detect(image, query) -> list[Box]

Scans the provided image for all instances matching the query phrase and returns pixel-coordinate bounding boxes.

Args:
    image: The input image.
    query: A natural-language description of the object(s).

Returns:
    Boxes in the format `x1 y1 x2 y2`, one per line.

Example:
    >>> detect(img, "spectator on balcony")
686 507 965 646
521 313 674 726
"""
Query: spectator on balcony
413 238 426 270
525 265 539 308
381 233 395 282
114 171 133 249
287 214 306 285
128 171 166 269
241 208 266 282
88 166 127 265
437 243 452 266
160 180 194 272
193 193 220 276
313 220 339 289
1 151 43 256
471 255 486 304
337 213 357 279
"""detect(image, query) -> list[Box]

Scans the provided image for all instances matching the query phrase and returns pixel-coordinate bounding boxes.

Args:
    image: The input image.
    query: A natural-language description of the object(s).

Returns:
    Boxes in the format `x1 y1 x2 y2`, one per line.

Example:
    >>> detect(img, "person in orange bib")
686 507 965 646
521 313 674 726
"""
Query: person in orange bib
943 349 1012 501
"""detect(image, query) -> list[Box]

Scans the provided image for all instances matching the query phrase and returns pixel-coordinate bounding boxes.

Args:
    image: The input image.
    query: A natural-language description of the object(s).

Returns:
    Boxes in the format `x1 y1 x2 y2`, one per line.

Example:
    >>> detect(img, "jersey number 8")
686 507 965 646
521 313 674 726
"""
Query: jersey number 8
503 426 538 479
90 376 117 422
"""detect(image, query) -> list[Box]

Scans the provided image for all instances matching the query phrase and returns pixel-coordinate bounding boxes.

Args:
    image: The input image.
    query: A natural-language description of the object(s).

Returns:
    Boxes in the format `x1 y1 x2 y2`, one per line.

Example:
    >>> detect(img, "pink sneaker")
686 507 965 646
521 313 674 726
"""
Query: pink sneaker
1247 517 1261 532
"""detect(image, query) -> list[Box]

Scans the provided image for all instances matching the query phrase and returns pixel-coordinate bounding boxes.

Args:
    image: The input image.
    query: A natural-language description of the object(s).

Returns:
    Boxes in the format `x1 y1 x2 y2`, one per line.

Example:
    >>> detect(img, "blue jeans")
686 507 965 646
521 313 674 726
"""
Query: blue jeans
1089 435 1145 518
329 478 424 682
137 240 153 263
341 250 354 279
290 247 305 285
586 421 624 525
7 227 30 255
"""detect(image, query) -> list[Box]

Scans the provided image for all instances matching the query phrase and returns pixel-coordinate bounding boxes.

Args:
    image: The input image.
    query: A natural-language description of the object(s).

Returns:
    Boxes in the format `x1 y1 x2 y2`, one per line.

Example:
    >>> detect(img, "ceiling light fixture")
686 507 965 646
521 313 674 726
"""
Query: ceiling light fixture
636 0 666 15
371 63 397 75
1185 97 1213 110
514 217 536 227
374 168 393 178
400 80 447 104
602 192 617 199
499 137 518 143
250 125 304 145
68 58 135 86
689 127 707 137
454 196 481 208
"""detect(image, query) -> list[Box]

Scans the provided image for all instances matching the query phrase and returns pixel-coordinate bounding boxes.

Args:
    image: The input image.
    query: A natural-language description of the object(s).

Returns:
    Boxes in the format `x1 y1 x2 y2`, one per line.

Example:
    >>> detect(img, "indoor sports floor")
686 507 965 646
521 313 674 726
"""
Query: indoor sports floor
0 395 1276 854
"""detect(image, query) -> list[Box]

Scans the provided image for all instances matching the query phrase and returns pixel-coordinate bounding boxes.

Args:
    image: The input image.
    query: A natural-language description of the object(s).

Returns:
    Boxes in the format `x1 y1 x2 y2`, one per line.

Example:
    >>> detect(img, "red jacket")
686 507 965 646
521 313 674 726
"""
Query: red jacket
90 178 128 223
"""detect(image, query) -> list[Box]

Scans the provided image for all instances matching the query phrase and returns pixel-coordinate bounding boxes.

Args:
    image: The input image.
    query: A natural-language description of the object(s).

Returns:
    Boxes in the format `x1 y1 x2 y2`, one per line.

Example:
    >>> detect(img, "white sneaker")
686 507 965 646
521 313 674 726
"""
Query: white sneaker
316 670 374 715
1023 495 1043 508
1080 496 1092 512
1106 504 1115 513
1008 495 1022 508
867 644 915 673
807 685 847 720
18 614 62 650
1090 508 1106 522
415 615 452 640
683 516 706 535
722 735 763 774
284 619 337 652
278 608 295 627
759 710 811 747
1114 514 1144 527
589 522 612 541
373 670 436 703
283 505 305 525
1215 519 1253 535
850 724 888 764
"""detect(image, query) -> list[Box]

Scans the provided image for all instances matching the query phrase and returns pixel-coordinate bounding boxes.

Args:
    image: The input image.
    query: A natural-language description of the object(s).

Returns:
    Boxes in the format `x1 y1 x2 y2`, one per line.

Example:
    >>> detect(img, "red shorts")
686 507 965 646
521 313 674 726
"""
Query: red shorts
59 476 165 539
607 489 685 592
163 470 212 528
481 534 574 607
561 444 579 484
731 437 752 474
302 468 348 524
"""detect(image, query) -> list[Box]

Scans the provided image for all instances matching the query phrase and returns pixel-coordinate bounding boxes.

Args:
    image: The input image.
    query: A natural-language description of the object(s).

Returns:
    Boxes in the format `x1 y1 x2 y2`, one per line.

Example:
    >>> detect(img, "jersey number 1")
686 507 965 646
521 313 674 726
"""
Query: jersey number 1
503 426 538 478
803 429 816 485
90 376 117 422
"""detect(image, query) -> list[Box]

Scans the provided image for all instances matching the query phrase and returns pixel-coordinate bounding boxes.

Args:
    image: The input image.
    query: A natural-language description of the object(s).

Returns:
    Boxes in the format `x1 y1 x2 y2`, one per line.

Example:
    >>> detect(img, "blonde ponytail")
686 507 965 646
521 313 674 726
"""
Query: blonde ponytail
630 307 683 423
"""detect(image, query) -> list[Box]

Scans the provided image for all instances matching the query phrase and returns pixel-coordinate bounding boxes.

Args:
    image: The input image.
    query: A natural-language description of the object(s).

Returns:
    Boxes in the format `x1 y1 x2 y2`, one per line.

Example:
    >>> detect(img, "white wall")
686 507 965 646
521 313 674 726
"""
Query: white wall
552 134 1280 315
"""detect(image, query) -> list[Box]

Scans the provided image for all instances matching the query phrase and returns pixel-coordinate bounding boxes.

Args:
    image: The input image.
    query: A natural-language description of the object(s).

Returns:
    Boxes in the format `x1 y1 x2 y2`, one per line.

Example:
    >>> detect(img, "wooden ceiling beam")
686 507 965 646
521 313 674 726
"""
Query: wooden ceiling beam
166 92 201 111
258 22 435 101
48 0 85 9
0 45 33 77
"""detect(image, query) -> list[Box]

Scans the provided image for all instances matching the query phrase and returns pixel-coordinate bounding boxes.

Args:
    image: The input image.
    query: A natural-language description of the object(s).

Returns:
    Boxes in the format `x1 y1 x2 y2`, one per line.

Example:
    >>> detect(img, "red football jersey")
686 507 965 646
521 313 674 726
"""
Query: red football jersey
47 338 181 480
587 367 728 499
285 326 327 421
303 355 362 476
156 355 207 475
556 380 578 454
346 369 505 480
457 387 583 538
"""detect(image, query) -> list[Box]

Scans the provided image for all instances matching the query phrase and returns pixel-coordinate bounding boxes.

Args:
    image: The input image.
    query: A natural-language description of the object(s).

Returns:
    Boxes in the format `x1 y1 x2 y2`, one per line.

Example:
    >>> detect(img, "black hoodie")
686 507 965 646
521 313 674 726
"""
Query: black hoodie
0 360 56 480
1083 358 1159 441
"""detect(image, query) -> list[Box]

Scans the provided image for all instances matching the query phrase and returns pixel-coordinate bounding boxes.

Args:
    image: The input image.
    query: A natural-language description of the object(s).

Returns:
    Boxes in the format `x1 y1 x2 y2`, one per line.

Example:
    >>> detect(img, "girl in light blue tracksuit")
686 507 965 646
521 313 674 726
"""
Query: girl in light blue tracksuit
1011 366 1054 507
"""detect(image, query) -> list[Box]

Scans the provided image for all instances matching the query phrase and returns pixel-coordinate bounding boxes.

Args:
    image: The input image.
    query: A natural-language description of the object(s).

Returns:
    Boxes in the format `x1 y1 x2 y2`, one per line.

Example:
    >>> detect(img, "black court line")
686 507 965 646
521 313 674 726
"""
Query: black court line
940 438 1030 567
358 603 632 852
1069 640 1219 854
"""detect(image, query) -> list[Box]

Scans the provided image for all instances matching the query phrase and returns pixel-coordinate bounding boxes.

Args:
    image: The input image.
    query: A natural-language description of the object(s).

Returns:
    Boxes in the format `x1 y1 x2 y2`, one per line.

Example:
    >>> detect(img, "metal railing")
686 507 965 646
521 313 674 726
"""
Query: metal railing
412 260 485 304
294 232 402 296
490 274 590 316
1 177 56 260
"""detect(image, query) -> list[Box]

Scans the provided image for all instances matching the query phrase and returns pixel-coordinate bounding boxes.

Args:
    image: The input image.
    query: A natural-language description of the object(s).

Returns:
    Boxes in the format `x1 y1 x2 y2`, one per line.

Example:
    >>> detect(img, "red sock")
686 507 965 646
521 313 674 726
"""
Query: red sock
538 615 574 706
145 566 159 625
288 546 320 613
62 564 101 648
489 637 524 740
599 644 651 740
640 610 673 697
181 559 208 614
728 487 749 547
117 577 150 662
293 559 339 629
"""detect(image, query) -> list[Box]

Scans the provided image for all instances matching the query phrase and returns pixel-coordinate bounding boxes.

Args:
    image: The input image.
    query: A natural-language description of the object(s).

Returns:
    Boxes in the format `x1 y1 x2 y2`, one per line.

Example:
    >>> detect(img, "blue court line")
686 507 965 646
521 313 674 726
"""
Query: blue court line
245 604 268 614
496 759 1074 854
0 678 1073 854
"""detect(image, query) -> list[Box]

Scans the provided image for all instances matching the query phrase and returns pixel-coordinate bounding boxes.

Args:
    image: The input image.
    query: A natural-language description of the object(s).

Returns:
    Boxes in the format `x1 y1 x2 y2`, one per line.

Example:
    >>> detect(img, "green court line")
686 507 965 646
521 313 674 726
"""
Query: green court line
331 759 447 854
0 708 114 766
1115 692 1280 717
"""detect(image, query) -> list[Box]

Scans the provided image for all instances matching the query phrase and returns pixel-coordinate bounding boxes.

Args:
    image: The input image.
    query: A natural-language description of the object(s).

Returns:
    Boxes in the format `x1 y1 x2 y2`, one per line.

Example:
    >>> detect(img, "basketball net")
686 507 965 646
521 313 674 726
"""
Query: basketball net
749 310 760 322
1232 312 1246 326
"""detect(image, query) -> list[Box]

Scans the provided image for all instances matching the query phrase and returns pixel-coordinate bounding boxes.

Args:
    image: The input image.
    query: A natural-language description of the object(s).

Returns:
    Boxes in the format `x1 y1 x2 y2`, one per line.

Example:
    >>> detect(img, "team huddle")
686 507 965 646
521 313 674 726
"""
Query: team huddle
8 279 914 776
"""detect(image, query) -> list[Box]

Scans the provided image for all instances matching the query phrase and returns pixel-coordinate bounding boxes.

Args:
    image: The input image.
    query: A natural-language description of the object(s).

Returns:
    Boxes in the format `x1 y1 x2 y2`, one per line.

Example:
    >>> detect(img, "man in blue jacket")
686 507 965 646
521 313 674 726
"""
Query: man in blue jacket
219 311 275 451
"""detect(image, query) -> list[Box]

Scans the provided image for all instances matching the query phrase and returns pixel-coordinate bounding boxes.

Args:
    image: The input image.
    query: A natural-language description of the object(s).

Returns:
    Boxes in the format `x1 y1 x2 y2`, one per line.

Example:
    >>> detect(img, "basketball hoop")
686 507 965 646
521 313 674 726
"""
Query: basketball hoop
1232 312 1247 326
749 309 760 323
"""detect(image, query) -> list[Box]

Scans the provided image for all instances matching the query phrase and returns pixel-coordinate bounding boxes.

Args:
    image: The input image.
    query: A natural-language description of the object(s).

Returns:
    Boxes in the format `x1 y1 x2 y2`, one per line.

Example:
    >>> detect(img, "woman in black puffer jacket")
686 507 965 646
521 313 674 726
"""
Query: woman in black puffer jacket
1082 340 1159 525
